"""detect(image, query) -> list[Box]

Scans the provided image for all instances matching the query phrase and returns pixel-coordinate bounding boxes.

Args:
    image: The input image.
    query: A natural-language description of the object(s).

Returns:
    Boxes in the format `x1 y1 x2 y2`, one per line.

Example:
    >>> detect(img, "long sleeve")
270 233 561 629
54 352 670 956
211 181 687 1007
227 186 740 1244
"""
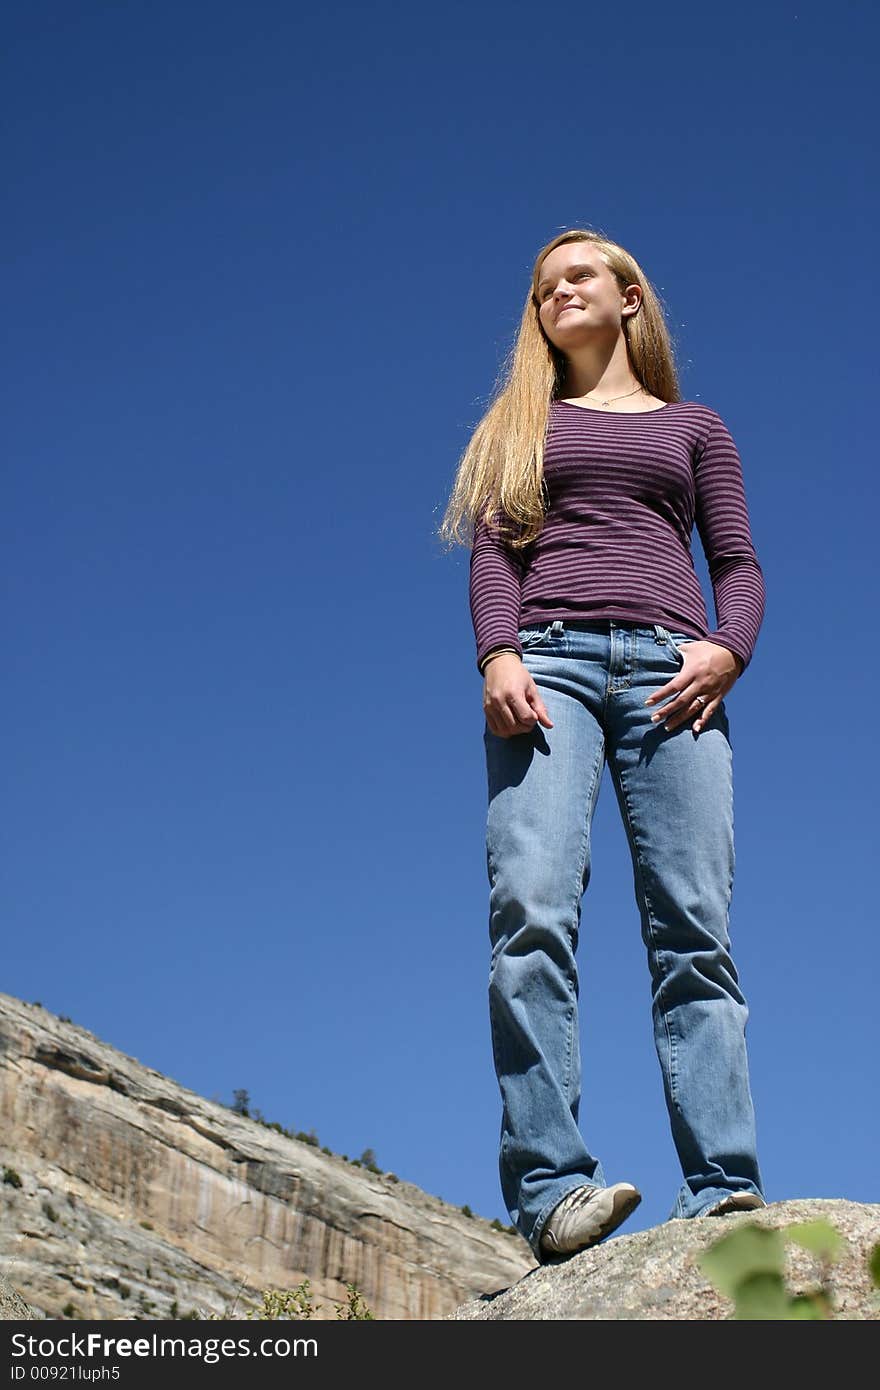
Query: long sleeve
694 412 765 672
469 509 527 674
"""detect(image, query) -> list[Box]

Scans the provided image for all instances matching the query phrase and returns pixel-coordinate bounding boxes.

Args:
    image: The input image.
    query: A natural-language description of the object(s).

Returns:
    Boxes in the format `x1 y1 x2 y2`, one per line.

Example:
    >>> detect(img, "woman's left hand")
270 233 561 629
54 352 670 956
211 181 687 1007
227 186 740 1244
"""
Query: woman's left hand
645 641 744 734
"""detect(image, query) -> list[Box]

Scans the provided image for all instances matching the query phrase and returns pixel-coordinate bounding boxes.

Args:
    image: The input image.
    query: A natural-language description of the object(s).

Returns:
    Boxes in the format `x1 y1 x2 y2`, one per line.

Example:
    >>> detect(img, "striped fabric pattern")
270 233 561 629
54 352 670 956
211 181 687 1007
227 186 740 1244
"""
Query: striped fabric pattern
469 400 765 676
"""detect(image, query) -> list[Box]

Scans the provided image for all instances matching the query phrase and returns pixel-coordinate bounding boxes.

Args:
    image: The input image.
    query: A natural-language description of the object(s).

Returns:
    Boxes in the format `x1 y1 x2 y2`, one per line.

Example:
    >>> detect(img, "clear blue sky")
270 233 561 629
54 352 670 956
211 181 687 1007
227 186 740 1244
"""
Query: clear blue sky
5 0 877 1241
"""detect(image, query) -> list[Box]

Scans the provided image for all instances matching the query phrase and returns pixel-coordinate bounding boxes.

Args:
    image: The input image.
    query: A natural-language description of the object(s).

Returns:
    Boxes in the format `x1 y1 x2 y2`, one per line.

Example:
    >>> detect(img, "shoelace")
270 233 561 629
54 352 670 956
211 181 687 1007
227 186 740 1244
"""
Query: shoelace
557 1186 600 1217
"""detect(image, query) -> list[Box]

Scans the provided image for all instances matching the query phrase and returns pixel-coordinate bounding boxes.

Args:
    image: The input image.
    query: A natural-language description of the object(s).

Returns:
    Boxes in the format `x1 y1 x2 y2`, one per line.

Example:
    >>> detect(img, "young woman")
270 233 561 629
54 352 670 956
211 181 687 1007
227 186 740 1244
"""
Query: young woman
439 227 767 1264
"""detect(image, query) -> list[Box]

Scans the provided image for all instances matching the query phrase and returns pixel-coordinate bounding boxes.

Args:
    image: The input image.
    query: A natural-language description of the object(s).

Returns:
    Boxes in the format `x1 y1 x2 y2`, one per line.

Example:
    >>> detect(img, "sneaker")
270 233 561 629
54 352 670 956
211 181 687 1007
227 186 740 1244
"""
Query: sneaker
539 1182 642 1258
703 1192 767 1216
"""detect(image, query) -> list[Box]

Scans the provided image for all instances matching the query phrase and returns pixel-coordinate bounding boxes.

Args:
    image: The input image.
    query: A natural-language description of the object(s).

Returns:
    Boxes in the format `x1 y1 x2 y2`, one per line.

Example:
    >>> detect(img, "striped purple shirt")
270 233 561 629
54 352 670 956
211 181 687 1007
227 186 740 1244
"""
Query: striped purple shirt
470 400 764 675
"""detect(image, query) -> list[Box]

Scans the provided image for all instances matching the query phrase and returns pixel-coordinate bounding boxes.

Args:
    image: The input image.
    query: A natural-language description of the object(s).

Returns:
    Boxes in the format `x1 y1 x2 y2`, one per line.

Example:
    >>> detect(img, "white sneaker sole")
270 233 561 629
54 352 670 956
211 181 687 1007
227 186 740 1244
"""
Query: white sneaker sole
703 1193 766 1216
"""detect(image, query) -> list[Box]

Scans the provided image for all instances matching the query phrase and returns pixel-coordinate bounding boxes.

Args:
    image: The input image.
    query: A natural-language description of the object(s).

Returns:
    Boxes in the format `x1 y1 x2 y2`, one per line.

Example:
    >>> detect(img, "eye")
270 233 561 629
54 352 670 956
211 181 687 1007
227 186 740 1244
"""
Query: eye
540 270 592 301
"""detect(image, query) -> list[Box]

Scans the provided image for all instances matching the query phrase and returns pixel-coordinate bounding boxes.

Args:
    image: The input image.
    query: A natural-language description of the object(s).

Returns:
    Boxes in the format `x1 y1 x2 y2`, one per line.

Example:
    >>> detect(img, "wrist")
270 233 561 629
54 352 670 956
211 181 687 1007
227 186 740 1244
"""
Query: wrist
479 647 520 674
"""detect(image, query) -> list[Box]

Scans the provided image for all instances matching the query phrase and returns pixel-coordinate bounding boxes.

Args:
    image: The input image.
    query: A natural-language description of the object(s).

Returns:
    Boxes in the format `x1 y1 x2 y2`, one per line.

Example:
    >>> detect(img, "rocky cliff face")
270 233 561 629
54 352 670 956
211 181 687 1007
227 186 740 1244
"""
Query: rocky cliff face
452 1198 880 1319
0 994 535 1320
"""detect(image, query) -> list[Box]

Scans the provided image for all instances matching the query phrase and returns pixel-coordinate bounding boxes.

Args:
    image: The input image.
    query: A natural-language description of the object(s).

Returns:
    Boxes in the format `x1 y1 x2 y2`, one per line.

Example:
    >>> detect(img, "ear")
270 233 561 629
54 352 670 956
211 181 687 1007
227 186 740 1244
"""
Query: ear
622 285 642 317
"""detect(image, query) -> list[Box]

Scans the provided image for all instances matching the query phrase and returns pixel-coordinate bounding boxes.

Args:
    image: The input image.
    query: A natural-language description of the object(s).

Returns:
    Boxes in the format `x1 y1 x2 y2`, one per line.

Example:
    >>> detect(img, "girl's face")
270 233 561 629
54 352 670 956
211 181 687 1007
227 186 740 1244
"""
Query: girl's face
536 244 639 350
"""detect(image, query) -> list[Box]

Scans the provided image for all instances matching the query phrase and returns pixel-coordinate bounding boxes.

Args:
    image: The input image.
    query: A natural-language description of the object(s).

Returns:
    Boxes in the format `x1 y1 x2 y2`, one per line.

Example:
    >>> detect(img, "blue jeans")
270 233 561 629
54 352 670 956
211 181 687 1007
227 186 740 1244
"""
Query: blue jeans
483 619 764 1260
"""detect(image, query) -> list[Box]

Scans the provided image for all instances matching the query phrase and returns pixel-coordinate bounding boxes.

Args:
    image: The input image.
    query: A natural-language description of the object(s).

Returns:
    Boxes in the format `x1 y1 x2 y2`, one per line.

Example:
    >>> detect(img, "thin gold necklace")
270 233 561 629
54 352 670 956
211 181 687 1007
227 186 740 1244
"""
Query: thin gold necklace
573 384 645 409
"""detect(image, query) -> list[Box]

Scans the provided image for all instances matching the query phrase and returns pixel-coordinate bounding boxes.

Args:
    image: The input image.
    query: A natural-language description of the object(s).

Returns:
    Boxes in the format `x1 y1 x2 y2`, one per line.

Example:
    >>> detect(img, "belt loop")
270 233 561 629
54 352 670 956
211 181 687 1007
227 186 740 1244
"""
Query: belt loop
551 620 564 635
653 623 667 644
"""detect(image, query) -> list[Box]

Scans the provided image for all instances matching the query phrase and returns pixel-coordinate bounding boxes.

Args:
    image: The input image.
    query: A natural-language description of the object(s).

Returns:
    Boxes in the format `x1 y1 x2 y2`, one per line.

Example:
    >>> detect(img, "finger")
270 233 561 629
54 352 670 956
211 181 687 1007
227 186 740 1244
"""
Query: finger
499 697 536 735
684 698 716 733
486 694 540 737
645 676 685 709
661 689 705 733
693 698 719 734
648 677 692 724
529 693 554 728
487 700 517 737
501 702 530 734
513 697 537 724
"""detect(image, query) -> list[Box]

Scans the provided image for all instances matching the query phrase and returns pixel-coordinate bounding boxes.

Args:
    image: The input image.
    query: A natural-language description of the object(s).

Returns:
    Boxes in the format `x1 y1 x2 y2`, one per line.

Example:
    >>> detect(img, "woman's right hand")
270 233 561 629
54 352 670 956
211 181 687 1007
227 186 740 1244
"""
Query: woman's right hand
482 653 555 738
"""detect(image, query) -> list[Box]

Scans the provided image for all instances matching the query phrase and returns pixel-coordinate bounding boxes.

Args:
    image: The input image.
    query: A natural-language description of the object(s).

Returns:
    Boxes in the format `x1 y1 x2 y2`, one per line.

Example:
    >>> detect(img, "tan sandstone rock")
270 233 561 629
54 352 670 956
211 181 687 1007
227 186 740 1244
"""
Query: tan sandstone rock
0 993 534 1320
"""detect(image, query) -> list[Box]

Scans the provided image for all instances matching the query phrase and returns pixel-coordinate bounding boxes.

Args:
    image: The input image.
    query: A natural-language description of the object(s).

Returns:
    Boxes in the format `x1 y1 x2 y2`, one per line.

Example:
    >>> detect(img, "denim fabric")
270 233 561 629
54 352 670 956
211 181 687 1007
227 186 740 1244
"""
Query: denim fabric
483 619 764 1259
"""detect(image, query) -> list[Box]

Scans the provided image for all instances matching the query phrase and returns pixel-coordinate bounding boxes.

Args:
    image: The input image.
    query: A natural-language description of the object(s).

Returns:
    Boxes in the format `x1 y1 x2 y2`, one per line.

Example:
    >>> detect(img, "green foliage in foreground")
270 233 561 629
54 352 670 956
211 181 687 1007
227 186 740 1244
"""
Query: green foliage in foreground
247 1280 373 1320
201 1279 374 1321
699 1218 880 1319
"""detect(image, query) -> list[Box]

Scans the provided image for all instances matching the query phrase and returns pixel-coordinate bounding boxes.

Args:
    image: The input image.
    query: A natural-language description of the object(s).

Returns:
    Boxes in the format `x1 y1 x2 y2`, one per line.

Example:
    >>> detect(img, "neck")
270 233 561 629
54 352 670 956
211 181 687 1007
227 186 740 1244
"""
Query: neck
561 336 638 401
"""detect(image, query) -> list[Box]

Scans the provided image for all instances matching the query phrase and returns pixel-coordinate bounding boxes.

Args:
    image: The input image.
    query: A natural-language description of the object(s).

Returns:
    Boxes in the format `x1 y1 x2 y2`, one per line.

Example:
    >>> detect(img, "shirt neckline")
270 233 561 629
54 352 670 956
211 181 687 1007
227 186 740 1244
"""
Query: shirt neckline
554 399 677 415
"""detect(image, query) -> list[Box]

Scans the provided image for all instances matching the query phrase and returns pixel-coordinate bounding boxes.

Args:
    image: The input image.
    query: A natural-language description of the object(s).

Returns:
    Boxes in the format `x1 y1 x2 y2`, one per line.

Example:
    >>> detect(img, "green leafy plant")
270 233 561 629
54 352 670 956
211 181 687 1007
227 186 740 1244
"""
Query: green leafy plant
699 1219 854 1319
247 1282 318 1320
2 1167 22 1188
233 1278 374 1321
336 1282 374 1320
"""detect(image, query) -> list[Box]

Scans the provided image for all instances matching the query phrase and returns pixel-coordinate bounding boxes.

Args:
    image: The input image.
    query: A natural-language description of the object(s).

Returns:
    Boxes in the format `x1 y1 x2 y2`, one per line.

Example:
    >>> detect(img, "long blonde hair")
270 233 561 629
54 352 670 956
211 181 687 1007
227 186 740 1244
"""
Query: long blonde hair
437 227 682 551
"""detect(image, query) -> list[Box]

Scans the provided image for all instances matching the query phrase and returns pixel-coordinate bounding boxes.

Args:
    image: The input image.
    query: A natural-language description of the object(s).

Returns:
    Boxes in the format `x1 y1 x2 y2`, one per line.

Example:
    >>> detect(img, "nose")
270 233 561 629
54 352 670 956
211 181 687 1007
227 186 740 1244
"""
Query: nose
552 289 576 313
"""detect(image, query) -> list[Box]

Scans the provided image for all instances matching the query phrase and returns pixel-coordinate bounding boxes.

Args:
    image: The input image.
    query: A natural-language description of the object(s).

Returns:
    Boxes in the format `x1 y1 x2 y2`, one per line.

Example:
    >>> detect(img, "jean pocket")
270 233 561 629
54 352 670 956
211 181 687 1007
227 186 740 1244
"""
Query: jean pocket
658 627 696 665
517 623 556 650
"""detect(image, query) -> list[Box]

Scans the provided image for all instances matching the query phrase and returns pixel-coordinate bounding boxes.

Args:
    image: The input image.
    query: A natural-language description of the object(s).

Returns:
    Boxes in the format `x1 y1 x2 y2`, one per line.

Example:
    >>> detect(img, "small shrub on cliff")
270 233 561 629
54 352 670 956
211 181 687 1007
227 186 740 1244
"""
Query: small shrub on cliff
231 1089 251 1117
244 1280 374 1321
248 1283 318 1320
2 1167 22 1189
337 1282 374 1320
200 1280 377 1322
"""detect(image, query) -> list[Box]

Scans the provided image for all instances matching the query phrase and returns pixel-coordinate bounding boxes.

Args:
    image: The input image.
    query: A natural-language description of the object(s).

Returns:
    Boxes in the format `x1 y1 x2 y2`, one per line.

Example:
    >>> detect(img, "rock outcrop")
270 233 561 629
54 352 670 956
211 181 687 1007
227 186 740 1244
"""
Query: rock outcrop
0 993 535 1320
0 1272 36 1319
452 1198 880 1319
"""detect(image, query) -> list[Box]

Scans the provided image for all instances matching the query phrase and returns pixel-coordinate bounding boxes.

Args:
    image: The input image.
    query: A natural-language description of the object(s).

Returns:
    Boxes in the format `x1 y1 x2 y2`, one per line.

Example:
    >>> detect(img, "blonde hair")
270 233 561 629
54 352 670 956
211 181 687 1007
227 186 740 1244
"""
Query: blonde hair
437 227 682 551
